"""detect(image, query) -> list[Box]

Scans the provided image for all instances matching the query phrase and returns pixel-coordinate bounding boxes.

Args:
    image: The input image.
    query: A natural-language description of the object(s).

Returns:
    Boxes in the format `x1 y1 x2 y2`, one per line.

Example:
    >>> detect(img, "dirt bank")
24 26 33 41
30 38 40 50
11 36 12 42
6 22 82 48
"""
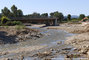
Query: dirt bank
46 23 89 58
0 26 42 44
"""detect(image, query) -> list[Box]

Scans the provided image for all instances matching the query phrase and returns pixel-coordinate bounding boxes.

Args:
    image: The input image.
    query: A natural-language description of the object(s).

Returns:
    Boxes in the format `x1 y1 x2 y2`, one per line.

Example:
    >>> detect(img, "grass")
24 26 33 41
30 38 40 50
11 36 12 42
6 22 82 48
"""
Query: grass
15 25 26 30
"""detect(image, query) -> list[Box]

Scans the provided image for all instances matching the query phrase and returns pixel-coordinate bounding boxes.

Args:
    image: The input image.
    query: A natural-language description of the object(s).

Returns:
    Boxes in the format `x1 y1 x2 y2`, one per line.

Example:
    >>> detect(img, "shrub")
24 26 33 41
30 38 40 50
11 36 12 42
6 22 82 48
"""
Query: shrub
0 16 10 25
6 21 23 26
15 25 26 30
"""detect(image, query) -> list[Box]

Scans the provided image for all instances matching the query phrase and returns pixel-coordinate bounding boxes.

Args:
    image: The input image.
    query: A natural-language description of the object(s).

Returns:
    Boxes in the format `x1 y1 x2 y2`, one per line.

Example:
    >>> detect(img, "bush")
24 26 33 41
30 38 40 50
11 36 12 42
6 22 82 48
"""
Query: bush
12 21 22 25
6 21 23 26
15 25 26 30
0 16 10 25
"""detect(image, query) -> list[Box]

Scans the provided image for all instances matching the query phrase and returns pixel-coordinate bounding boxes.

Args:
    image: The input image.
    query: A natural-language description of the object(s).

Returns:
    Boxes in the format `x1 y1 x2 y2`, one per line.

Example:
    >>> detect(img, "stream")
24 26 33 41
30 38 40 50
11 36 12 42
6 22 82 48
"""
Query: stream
0 27 82 60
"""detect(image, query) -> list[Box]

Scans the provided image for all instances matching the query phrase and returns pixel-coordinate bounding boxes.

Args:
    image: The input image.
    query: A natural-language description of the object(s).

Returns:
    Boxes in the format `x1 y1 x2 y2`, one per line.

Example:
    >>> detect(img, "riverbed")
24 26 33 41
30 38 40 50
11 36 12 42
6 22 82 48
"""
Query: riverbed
0 26 77 60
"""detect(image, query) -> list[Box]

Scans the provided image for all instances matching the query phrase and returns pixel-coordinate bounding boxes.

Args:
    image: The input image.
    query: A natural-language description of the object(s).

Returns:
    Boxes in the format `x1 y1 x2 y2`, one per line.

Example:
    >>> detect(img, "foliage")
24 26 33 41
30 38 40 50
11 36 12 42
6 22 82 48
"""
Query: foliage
79 14 85 19
67 14 71 21
1 5 23 17
0 16 10 25
6 21 23 26
50 12 54 18
41 13 48 18
11 5 18 17
15 25 26 30
54 11 64 22
17 9 23 17
1 7 11 17
87 16 89 18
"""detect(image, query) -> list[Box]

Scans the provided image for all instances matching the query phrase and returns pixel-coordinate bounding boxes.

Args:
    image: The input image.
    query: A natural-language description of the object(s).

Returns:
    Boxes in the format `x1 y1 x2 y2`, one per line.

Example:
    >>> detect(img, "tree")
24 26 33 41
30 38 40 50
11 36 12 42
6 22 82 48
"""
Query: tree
1 7 11 17
67 14 71 21
79 14 85 19
11 5 18 17
50 12 54 18
87 16 89 18
54 11 64 22
28 12 40 18
41 13 48 18
17 9 23 17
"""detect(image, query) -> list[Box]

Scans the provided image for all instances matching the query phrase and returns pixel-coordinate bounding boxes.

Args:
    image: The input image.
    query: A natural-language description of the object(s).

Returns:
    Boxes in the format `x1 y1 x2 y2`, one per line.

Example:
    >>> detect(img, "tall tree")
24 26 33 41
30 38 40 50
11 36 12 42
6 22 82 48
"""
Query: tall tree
41 13 48 18
31 12 40 18
79 14 85 19
1 7 11 17
67 14 71 21
11 5 18 17
50 12 54 18
54 11 64 22
17 9 23 17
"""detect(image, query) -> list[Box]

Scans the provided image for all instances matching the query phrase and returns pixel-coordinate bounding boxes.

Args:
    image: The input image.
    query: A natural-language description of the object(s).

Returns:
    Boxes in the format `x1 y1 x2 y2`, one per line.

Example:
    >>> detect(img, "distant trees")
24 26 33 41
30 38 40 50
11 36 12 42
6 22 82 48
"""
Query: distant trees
50 11 64 22
1 5 65 23
17 9 23 17
1 7 11 17
50 12 54 18
79 14 85 19
1 5 23 17
41 13 48 18
67 14 71 21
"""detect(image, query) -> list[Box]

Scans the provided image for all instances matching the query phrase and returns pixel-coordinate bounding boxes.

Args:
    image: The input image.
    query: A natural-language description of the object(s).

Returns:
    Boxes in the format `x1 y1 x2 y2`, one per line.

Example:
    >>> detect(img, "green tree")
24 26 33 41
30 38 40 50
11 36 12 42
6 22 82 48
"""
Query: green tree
54 11 64 22
11 5 18 17
50 12 54 18
67 14 71 21
87 16 89 18
17 9 23 17
41 13 48 18
1 7 11 17
79 14 85 19
29 12 40 18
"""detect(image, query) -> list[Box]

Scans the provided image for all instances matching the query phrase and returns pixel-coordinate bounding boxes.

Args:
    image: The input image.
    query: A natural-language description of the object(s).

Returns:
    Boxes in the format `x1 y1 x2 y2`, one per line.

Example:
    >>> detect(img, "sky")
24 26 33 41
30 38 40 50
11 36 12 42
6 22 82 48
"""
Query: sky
0 0 89 16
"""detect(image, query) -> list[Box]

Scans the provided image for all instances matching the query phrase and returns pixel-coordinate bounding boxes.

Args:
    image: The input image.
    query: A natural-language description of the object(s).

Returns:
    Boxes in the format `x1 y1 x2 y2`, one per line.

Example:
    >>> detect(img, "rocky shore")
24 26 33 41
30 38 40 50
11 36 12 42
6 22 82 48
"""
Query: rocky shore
47 23 89 59
0 26 42 44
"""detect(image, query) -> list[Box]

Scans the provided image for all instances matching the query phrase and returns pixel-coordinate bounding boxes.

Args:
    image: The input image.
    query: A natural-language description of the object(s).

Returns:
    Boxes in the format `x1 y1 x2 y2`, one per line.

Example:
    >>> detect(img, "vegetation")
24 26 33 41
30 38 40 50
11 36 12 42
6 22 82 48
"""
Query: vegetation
15 25 26 30
67 14 71 21
79 14 85 19
6 21 23 26
0 5 88 24
0 16 10 25
0 16 23 26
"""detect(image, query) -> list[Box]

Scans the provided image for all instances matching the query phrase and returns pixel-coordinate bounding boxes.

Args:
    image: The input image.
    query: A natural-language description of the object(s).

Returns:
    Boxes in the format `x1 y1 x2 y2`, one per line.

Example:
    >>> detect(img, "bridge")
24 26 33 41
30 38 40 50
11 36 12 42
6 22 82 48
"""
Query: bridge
11 17 58 26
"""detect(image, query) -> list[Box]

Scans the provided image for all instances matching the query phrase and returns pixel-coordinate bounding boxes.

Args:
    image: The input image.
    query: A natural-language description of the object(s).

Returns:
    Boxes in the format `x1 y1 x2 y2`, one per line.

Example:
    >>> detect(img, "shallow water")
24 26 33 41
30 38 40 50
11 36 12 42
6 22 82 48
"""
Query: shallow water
23 28 76 60
0 27 76 59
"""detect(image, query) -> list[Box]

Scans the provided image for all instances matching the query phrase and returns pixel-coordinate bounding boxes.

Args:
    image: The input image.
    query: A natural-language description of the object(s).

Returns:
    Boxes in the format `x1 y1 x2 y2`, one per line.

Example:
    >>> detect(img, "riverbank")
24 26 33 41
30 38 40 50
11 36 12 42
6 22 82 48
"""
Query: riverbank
46 23 89 59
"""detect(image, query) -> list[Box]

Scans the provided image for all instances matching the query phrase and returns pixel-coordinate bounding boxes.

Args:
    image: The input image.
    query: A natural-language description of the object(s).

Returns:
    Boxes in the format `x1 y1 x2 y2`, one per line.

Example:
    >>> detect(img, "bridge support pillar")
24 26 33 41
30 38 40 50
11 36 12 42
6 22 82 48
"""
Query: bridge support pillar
53 19 58 26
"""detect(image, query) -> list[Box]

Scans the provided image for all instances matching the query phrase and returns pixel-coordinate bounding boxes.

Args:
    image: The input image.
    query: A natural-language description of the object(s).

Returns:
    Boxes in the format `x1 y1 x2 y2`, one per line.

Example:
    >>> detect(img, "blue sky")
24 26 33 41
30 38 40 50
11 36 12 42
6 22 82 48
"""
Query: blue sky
0 0 89 16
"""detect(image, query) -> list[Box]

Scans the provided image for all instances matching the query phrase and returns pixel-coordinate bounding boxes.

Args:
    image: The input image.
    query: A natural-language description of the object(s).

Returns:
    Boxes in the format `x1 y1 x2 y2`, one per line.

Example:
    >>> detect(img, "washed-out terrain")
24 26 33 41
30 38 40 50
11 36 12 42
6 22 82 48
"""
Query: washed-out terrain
0 23 89 60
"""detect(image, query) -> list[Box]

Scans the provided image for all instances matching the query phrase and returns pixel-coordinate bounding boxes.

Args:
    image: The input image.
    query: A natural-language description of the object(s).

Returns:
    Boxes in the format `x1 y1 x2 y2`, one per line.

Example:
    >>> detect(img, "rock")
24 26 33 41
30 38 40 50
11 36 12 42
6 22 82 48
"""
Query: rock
87 51 89 56
79 49 88 54
62 48 71 50
57 41 62 44
50 49 54 51
44 58 51 60
37 51 52 58
0 52 8 55
20 55 24 60
60 51 69 54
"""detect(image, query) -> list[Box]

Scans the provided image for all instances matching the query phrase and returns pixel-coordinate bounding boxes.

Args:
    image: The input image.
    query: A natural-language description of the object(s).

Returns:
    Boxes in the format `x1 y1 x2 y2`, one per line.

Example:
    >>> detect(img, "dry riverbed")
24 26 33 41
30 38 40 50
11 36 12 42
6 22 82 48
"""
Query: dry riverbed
0 23 89 60
0 25 77 60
